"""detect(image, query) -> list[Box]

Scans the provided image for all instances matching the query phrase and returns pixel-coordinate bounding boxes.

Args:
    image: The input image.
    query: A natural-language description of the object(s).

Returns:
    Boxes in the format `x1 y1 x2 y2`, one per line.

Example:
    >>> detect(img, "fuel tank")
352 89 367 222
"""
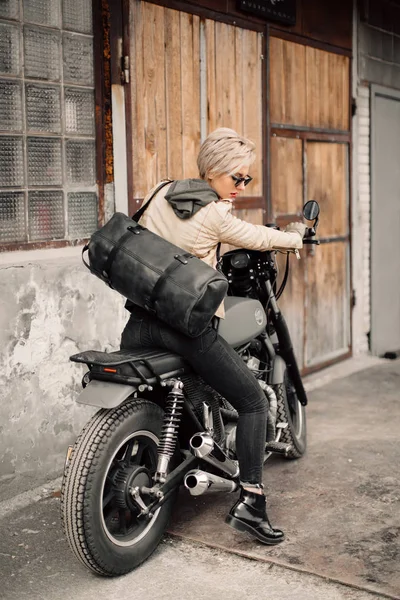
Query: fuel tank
218 297 267 347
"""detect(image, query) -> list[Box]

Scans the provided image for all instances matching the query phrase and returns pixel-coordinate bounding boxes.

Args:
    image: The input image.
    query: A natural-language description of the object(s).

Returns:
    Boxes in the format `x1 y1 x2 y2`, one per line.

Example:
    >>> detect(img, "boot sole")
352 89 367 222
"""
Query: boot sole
225 515 285 545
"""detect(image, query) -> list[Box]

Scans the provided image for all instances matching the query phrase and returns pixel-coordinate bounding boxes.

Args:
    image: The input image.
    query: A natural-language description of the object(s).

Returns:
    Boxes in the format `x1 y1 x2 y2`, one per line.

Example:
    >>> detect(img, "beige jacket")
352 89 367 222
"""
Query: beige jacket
139 181 304 318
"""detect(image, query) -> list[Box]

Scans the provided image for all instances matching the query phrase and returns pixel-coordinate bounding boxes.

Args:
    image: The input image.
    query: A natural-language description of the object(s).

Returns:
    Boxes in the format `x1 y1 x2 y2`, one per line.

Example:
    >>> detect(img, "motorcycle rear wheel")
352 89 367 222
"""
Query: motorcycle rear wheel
274 369 307 459
61 398 177 576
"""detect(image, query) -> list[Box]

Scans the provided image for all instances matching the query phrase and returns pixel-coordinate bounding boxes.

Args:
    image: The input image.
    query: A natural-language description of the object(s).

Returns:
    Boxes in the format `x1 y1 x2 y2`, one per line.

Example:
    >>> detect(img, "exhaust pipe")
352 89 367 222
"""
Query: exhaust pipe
184 470 238 496
189 432 240 478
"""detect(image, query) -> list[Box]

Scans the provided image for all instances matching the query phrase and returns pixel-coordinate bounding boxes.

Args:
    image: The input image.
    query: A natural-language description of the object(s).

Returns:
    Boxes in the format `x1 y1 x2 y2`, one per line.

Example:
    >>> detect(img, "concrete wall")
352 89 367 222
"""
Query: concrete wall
0 247 128 502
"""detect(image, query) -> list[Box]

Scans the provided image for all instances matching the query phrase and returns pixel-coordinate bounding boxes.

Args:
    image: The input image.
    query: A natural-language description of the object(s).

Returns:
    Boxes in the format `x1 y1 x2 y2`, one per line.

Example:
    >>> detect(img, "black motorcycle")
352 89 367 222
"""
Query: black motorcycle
61 200 320 576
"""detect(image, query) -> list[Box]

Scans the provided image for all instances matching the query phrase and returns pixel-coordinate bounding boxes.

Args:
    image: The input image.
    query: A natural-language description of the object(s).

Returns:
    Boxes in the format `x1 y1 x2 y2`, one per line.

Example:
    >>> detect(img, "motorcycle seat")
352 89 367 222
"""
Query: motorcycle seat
70 348 188 386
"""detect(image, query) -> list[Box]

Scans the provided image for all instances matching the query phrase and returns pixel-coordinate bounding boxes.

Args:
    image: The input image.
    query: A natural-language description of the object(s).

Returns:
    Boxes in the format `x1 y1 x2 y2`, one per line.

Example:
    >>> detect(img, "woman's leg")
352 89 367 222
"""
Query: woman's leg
121 311 284 544
121 312 267 485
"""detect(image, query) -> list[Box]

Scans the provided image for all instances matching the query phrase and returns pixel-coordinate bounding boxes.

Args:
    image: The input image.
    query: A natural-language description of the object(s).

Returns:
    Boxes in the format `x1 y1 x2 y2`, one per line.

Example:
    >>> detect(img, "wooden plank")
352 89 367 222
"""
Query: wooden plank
305 46 318 129
340 54 350 130
270 135 303 216
276 250 305 369
242 28 262 196
130 1 146 199
234 27 244 136
165 7 183 180
141 2 167 190
205 23 262 197
271 127 350 142
214 21 234 129
205 19 216 133
190 13 201 176
306 141 348 238
306 46 350 131
180 12 201 178
305 242 349 366
269 37 307 126
269 133 305 367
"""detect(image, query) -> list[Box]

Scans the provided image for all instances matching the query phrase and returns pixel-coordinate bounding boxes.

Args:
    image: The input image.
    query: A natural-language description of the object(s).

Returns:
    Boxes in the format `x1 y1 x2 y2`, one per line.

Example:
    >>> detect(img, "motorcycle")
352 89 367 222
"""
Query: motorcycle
61 200 320 576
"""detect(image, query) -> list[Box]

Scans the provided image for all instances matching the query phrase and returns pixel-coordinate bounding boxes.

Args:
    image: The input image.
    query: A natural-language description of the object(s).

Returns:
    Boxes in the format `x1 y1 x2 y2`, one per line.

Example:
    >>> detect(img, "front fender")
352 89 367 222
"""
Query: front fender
76 379 136 409
270 354 286 385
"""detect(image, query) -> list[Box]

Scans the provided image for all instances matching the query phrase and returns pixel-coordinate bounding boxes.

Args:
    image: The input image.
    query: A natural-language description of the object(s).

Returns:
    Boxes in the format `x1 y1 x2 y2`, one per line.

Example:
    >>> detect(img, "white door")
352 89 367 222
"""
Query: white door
371 85 400 356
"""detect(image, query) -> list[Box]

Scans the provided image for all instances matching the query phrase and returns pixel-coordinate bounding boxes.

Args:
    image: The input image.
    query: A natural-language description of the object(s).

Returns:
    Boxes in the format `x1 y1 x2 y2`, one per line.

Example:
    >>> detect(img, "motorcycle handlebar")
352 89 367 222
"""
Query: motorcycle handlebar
304 226 316 238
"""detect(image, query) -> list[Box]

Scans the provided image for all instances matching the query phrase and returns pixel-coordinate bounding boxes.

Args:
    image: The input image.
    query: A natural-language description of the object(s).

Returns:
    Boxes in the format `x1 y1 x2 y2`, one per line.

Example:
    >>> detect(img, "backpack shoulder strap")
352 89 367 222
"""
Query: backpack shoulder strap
132 179 173 222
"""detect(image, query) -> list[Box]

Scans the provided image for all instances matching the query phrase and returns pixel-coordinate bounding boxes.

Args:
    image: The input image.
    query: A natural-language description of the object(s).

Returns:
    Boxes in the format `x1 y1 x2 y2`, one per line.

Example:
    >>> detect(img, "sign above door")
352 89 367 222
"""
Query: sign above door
238 0 296 26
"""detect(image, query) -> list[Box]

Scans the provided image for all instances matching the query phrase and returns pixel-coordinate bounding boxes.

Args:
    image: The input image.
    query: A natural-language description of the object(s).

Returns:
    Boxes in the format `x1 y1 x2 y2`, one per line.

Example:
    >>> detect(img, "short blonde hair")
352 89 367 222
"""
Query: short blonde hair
197 128 256 180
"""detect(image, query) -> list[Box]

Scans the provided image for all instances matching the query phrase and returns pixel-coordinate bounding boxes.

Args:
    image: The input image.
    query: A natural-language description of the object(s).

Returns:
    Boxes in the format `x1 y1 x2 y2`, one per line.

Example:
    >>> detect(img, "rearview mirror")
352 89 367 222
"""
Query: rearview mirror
303 200 320 221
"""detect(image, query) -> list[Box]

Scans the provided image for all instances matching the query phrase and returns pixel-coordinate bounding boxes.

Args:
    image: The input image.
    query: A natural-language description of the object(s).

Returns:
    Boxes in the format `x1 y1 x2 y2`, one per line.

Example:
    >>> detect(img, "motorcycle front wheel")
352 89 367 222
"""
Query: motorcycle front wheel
274 369 307 459
61 398 177 576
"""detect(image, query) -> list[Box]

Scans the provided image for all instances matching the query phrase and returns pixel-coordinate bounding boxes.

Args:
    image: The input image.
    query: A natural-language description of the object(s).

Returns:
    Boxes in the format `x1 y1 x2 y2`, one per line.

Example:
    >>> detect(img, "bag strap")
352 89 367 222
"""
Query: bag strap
82 244 91 271
216 242 221 262
146 253 193 313
132 179 173 222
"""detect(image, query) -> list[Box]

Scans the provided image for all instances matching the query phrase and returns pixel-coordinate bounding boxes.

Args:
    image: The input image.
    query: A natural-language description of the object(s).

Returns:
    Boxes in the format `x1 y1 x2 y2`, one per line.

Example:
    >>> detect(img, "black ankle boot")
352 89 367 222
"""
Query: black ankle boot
225 488 285 545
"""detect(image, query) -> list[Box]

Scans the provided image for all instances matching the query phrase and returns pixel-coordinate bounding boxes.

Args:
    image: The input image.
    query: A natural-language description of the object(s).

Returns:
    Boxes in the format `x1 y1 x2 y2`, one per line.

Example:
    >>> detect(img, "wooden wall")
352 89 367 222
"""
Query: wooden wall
129 1 263 204
125 2 353 371
145 0 353 50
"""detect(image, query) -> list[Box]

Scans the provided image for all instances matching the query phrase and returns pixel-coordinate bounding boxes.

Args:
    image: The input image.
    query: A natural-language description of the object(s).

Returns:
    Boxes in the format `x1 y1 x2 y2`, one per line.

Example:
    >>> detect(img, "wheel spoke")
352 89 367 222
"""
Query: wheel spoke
121 439 137 466
104 505 117 528
102 488 114 510
133 442 146 464
118 509 128 534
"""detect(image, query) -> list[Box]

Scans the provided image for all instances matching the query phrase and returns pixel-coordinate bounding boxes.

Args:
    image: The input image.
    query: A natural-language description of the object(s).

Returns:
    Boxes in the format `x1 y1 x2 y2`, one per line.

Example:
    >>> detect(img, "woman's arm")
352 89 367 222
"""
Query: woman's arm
215 206 306 250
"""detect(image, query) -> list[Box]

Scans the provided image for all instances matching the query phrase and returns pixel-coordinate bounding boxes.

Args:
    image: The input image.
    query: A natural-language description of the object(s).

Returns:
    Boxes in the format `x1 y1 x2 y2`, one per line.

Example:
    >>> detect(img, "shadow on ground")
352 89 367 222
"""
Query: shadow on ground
168 360 400 599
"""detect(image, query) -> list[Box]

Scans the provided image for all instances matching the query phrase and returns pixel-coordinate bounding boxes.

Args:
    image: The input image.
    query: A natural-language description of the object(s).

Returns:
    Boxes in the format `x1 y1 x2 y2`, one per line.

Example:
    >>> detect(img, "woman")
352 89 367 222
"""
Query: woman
121 128 306 545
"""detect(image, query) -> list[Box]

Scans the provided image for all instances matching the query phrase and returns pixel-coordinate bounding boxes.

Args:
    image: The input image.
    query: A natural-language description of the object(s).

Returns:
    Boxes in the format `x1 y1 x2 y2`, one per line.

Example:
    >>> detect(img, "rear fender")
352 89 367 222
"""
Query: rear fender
76 379 136 409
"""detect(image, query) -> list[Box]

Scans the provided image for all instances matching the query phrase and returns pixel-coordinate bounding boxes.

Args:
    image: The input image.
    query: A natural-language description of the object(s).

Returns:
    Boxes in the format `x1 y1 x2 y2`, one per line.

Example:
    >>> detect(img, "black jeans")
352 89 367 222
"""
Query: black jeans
120 309 268 485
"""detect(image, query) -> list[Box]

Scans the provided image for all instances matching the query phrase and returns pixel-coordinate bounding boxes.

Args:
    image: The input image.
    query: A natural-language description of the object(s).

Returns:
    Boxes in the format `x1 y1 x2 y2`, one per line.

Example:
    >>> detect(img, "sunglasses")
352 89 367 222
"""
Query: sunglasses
231 174 253 188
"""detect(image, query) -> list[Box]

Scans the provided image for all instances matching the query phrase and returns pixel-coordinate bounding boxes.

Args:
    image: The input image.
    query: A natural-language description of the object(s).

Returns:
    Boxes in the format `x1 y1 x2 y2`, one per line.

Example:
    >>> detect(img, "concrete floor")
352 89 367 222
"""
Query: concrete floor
0 356 399 600
168 358 400 598
0 495 392 600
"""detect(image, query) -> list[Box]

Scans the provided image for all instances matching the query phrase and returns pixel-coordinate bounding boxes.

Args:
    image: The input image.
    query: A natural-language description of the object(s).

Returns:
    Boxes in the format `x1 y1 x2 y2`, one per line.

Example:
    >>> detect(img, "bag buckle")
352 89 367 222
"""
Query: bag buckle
174 254 188 265
128 225 142 235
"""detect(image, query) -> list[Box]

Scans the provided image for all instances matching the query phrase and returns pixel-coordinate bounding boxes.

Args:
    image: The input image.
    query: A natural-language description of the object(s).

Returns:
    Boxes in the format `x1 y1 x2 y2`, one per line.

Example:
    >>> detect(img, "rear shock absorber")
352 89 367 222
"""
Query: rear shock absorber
155 380 185 483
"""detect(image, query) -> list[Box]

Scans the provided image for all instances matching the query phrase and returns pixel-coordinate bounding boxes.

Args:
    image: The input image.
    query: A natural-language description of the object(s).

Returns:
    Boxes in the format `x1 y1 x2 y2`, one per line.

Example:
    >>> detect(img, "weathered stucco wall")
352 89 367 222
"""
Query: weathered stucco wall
0 249 128 501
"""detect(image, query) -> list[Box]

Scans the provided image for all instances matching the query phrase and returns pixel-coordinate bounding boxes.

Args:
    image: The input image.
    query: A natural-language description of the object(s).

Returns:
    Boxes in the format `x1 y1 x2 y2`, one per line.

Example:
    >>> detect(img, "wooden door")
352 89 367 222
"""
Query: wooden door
127 1 264 227
269 37 351 371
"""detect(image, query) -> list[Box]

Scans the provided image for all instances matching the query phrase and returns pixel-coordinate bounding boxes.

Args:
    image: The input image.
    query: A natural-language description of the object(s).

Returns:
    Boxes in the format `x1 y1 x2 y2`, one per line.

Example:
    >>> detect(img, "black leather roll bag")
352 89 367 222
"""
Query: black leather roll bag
82 211 228 337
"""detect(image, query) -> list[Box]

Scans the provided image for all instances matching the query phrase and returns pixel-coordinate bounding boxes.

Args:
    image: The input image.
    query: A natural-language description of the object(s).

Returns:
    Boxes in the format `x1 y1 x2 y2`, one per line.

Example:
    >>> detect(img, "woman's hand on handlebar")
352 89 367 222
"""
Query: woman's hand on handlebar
285 221 308 238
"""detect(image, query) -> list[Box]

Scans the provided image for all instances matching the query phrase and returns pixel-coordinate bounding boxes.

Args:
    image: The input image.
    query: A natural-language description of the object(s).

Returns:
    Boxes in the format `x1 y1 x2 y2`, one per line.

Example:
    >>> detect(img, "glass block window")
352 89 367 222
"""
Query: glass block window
28 137 63 185
0 1 97 246
26 83 61 132
68 192 97 237
65 87 94 135
0 80 23 130
0 23 21 76
0 1 20 21
0 192 26 242
28 190 64 240
23 0 61 28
